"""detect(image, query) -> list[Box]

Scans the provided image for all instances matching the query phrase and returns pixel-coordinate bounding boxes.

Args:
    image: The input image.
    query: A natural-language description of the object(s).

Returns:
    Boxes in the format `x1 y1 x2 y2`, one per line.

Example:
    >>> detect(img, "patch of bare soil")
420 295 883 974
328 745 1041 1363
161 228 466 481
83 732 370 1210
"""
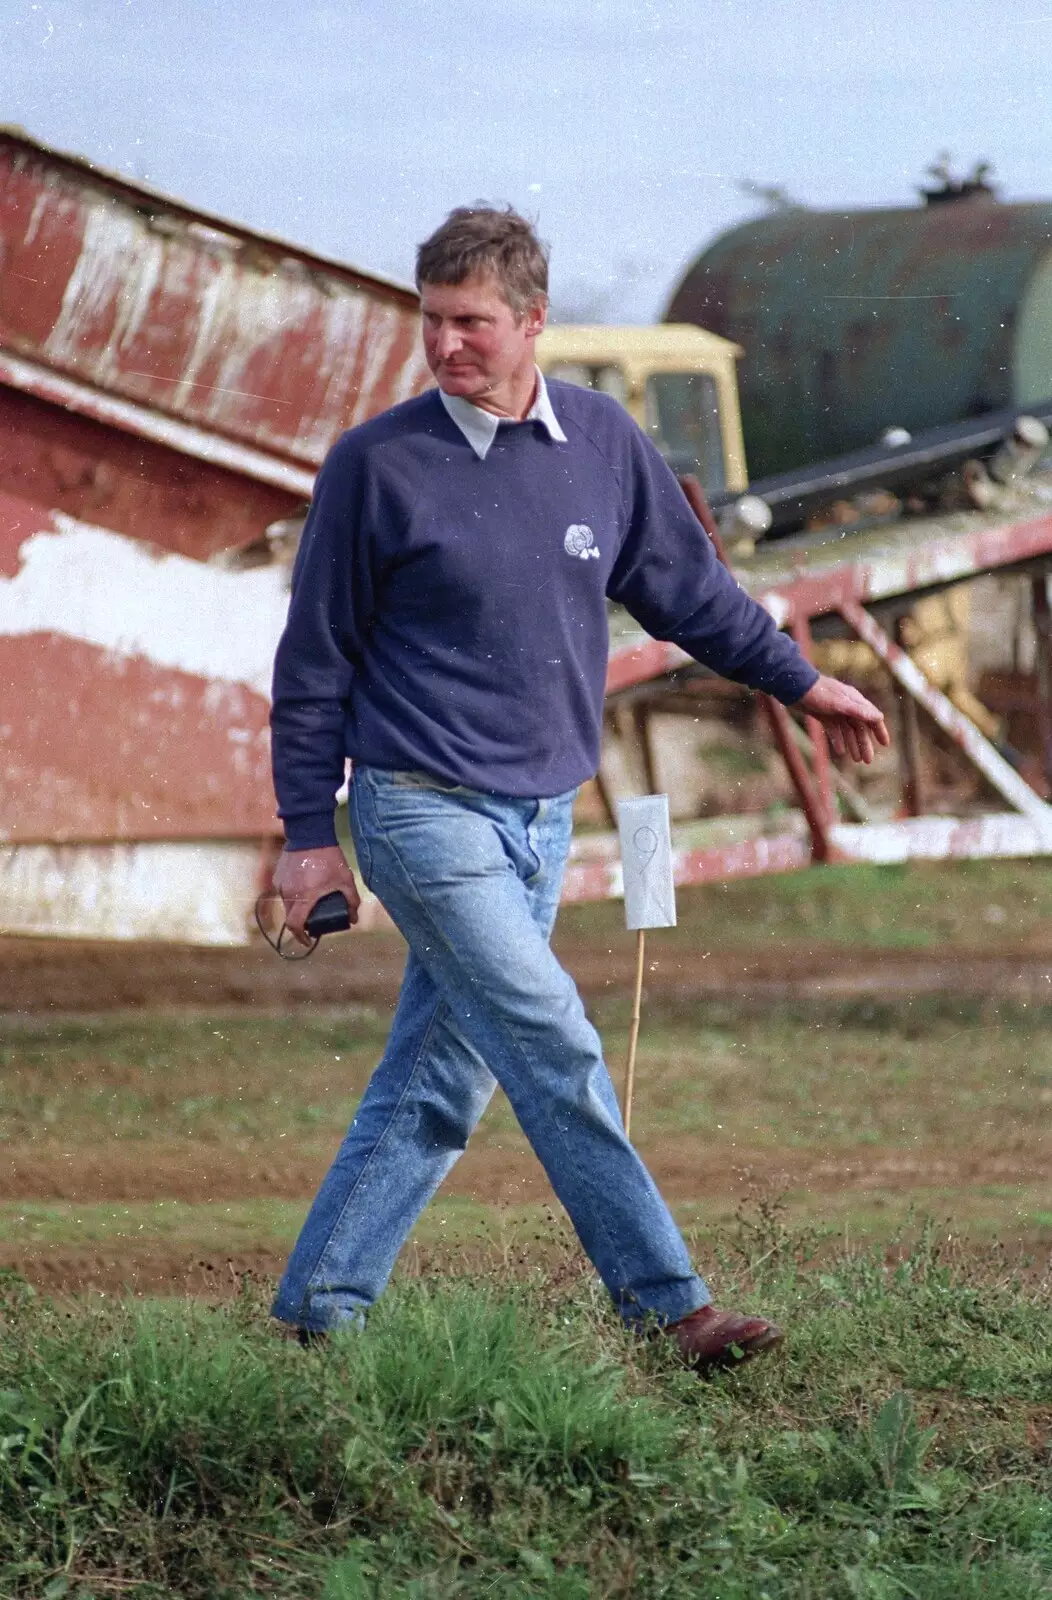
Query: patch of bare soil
0 933 410 1014
4 1136 1048 1299
4 933 1052 1014
8 1249 291 1300
2 1136 1047 1207
10 1220 1052 1304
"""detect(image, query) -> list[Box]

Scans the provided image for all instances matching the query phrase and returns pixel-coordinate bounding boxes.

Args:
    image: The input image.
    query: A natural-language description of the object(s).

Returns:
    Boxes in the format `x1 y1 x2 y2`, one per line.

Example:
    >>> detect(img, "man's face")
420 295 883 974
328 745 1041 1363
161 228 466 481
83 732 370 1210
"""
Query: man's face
420 272 546 405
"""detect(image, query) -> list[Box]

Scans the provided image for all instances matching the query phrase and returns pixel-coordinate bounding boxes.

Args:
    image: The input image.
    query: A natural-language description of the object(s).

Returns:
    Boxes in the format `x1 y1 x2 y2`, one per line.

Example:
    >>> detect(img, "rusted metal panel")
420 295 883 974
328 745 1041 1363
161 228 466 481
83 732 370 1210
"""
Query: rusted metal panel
759 509 1052 631
606 637 693 695
0 129 432 471
0 634 274 843
0 128 435 927
561 830 810 902
0 130 433 902
0 496 287 842
0 350 316 502
0 378 302 560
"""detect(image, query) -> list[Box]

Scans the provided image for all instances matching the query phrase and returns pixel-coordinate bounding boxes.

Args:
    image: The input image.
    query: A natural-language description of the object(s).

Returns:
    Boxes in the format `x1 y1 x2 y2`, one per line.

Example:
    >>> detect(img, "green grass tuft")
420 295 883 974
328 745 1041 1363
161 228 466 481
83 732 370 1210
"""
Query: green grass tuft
558 856 1052 951
0 1231 1048 1597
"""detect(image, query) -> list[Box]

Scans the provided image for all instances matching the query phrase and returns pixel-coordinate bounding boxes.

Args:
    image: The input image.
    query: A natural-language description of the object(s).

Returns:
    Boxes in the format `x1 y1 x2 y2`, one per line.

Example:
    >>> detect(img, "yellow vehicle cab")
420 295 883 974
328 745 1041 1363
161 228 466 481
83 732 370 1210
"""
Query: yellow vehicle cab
536 324 748 497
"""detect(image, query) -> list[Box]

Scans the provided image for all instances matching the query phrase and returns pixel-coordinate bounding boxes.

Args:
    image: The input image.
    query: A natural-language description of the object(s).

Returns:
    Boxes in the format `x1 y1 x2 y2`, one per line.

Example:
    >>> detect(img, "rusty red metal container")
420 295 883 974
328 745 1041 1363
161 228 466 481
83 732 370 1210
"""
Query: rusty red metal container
0 128 430 482
0 131 433 940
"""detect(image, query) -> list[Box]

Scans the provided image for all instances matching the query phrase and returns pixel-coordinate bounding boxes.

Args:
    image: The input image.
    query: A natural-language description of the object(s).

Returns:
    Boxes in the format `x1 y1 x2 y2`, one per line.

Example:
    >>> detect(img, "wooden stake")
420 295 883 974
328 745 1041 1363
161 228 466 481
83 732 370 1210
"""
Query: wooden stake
622 928 646 1137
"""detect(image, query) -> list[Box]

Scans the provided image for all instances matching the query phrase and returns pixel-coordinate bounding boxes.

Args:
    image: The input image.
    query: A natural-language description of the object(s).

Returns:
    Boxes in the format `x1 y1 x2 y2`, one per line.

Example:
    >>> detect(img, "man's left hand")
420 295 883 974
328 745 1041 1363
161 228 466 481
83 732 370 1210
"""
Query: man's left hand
792 675 891 764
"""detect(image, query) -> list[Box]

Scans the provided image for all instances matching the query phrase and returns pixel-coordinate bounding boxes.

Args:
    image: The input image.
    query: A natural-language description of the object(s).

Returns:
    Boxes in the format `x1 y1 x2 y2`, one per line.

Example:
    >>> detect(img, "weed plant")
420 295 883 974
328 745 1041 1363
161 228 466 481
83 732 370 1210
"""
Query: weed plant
0 1222 1048 1598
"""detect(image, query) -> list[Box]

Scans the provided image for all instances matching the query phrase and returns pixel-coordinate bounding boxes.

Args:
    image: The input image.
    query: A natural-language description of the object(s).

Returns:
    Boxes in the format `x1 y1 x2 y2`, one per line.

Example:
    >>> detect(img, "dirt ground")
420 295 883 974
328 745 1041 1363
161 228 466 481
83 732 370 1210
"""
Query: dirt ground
6 1137 1048 1295
7 1131 1047 1207
4 930 1052 1014
3 930 1050 1297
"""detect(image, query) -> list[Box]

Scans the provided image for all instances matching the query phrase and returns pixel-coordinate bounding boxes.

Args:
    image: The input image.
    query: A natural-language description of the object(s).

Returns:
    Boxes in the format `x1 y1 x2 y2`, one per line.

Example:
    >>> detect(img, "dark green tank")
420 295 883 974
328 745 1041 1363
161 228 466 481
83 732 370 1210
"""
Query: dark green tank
666 196 1052 478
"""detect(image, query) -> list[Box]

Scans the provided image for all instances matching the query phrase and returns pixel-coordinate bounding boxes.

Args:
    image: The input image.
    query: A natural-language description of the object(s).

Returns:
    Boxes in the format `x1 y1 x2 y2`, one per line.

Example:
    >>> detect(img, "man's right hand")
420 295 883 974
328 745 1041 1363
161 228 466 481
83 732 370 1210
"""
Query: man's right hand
272 845 361 946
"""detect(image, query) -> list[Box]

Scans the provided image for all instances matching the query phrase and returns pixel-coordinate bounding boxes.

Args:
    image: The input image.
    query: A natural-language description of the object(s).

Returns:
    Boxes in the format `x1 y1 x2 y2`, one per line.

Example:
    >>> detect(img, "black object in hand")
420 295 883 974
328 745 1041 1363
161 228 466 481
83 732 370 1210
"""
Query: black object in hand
304 891 352 938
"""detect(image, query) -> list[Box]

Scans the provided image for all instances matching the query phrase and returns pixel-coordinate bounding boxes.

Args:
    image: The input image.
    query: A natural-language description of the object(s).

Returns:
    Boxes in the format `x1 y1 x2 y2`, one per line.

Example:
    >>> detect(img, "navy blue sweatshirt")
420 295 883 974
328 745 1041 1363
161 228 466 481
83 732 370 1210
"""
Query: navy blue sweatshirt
271 382 818 848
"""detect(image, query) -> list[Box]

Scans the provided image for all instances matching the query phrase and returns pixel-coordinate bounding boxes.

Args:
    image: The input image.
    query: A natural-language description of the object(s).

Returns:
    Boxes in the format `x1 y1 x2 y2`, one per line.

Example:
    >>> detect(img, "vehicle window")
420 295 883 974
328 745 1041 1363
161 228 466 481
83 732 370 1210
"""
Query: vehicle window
545 362 627 405
644 372 725 494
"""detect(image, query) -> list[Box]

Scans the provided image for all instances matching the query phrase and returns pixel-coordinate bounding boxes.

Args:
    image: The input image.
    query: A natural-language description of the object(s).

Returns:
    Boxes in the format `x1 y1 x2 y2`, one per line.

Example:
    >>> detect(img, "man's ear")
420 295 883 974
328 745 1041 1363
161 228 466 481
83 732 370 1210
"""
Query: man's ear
524 296 548 339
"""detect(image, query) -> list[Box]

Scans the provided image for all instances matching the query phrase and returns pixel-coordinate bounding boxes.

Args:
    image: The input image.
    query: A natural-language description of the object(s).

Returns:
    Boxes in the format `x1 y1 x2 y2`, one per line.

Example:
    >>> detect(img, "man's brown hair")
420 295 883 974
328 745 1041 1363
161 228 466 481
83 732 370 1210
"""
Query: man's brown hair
415 204 549 318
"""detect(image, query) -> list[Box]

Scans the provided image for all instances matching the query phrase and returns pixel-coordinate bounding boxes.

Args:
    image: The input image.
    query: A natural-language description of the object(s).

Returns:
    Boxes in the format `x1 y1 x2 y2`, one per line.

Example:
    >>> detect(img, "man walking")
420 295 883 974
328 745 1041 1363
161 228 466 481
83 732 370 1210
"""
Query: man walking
269 205 888 1365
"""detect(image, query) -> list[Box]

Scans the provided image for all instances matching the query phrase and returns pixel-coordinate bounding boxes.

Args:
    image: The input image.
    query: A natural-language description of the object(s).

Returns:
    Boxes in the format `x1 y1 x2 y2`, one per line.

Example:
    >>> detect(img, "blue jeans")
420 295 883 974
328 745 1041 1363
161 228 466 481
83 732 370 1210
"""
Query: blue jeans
271 765 709 1333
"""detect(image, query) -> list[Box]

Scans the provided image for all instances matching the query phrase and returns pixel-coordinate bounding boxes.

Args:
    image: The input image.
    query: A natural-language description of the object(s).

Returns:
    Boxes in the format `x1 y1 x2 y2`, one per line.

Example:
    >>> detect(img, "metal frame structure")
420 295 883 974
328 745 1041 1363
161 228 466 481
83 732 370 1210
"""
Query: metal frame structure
561 477 1052 907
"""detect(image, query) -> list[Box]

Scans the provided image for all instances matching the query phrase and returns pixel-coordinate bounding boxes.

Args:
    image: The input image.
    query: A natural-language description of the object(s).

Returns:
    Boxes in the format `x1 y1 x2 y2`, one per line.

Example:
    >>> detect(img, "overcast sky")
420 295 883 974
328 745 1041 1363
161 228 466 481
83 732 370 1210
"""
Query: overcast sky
3 0 1051 320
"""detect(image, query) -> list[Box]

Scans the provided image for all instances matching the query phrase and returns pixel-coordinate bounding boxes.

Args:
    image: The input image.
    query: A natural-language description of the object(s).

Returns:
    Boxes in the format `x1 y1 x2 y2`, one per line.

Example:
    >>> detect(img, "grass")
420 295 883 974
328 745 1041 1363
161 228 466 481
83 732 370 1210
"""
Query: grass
599 995 1052 1150
3 1185 1050 1258
557 857 1052 950
0 1198 306 1249
2 996 1049 1154
2 859 1049 1589
0 1013 386 1147
1 995 1048 1263
0 1225 1048 1598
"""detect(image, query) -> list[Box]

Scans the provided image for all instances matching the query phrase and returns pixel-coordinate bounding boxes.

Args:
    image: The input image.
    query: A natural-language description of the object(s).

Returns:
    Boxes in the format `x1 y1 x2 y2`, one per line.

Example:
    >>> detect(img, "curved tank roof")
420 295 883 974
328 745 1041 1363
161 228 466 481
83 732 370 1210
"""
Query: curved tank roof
667 197 1052 478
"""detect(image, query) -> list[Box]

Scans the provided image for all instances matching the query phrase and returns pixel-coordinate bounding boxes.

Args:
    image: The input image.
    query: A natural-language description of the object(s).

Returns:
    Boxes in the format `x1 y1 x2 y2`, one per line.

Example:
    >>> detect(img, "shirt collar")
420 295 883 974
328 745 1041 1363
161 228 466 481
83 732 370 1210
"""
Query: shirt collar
439 368 567 460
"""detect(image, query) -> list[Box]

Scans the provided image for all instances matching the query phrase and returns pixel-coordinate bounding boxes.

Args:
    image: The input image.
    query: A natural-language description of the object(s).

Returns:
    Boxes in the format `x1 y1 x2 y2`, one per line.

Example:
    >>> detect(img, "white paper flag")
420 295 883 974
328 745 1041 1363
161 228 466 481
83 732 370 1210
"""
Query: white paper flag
617 794 677 930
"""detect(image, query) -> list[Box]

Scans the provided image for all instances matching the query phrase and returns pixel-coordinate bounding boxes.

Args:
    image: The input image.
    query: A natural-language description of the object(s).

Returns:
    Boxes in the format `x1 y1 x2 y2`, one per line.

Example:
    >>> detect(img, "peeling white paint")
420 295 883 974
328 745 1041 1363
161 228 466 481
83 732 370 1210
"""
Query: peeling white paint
201 271 316 430
173 252 236 409
0 514 289 696
309 293 370 455
743 494 1052 623
23 187 49 247
351 308 400 425
0 839 394 943
0 840 262 943
31 183 427 464
393 342 434 405
44 207 166 379
832 814 1052 864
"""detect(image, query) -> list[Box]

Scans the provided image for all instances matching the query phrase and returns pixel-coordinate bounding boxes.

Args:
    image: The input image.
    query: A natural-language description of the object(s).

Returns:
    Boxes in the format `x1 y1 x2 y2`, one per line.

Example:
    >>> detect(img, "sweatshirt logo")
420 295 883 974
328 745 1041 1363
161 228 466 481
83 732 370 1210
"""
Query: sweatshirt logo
564 524 600 560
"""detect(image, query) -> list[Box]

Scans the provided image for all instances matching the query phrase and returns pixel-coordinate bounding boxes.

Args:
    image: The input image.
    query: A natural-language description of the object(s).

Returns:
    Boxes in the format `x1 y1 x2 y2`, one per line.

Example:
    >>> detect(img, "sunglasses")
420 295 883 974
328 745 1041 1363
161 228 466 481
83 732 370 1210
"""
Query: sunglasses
254 890 352 961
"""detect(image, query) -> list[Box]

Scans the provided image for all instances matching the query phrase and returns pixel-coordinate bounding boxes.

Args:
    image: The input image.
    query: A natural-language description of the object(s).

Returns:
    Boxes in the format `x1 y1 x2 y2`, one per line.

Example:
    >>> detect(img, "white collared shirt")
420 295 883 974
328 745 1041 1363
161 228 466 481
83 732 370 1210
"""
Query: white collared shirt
439 368 568 461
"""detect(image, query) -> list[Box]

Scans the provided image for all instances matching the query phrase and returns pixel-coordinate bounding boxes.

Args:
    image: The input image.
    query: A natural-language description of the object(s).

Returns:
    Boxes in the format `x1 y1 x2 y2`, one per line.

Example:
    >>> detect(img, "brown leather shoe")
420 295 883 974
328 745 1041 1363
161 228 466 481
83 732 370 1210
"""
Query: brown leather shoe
661 1304 783 1369
274 1323 328 1349
297 1328 328 1349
